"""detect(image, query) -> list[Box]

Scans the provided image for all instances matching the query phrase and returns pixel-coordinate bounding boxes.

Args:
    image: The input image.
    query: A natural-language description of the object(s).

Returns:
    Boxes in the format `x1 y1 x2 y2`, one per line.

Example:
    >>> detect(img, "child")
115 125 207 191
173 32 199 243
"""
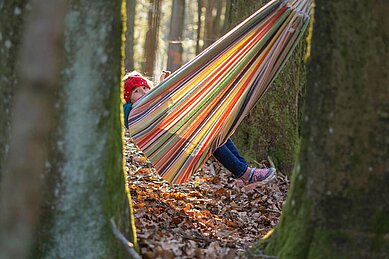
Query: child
123 71 276 189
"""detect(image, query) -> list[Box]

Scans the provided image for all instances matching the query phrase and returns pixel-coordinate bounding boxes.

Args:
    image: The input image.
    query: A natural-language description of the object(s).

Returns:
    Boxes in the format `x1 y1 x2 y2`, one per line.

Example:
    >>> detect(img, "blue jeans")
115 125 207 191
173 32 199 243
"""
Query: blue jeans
213 139 248 178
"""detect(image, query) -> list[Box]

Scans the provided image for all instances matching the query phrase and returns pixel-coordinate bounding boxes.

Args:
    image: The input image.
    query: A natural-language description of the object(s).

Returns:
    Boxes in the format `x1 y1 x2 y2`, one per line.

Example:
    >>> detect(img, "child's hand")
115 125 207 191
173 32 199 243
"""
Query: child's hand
159 70 171 82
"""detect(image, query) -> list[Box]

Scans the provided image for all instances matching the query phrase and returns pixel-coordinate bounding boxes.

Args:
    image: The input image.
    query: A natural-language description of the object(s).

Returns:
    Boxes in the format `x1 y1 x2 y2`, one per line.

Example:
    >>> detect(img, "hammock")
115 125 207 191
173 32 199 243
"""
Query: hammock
128 0 311 184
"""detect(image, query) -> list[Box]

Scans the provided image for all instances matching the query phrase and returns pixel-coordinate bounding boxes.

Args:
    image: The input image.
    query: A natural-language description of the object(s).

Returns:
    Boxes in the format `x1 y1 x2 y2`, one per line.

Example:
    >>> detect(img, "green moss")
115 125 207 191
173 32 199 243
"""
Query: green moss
31 139 63 258
101 0 138 256
29 1 139 258
0 0 29 179
246 162 314 258
249 1 389 257
225 0 266 30
269 167 313 257
370 210 389 252
102 102 131 258
307 229 352 259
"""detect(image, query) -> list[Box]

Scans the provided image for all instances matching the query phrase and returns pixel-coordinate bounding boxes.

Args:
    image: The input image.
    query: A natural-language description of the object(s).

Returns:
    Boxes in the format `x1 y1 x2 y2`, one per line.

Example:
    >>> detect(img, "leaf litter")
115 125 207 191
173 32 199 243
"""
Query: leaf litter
124 132 289 258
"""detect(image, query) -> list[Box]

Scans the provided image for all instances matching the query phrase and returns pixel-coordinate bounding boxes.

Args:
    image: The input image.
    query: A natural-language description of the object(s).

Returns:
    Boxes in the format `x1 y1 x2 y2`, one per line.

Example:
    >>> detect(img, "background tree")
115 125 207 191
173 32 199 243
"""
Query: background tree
0 1 30 180
195 0 203 55
125 0 136 71
167 0 185 72
226 0 306 175
203 0 224 49
0 0 138 258
252 1 389 258
0 1 64 258
143 0 162 76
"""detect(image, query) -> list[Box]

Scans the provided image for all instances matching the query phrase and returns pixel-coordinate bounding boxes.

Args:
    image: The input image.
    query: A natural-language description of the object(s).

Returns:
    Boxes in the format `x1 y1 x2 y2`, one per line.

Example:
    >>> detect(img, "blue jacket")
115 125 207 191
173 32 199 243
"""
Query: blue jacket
123 103 132 129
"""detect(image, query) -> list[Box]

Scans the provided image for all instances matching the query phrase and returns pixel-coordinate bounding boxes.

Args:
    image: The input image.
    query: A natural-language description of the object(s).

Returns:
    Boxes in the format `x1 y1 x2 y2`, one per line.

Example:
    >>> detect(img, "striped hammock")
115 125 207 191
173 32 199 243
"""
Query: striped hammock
128 0 311 184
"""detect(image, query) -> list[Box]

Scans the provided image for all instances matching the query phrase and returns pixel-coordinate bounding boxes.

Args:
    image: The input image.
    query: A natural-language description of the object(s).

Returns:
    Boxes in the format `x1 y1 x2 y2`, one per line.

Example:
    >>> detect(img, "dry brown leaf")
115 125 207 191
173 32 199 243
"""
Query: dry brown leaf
124 132 289 258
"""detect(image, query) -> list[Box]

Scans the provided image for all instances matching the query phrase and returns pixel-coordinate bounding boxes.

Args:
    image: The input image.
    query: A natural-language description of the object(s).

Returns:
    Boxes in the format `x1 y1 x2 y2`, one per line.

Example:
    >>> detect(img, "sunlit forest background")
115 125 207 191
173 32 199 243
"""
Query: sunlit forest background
1 0 387 258
128 0 228 79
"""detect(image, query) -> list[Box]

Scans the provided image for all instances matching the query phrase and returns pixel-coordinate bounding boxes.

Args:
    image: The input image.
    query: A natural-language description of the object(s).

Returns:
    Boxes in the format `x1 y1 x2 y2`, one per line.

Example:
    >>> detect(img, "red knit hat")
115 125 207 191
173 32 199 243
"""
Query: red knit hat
123 75 151 103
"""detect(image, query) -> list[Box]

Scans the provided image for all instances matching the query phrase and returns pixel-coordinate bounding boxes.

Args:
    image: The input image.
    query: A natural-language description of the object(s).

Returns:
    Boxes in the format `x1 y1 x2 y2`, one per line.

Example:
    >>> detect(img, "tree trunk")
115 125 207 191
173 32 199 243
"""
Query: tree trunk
203 0 216 49
0 1 138 258
0 1 66 258
226 0 306 175
125 0 136 71
212 0 223 38
143 0 162 77
203 0 224 50
37 1 137 257
195 0 203 55
167 0 185 72
256 1 389 258
0 1 30 181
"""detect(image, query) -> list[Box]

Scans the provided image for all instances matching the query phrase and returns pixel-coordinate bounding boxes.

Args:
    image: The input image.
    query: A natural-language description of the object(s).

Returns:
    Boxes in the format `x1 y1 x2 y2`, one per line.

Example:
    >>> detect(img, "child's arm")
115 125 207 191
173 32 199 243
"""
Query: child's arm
159 70 171 83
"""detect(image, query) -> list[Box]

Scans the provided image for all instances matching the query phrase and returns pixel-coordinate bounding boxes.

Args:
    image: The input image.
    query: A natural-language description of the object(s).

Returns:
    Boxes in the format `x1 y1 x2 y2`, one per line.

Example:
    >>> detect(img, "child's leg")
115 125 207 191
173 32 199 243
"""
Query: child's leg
223 139 248 165
213 139 248 178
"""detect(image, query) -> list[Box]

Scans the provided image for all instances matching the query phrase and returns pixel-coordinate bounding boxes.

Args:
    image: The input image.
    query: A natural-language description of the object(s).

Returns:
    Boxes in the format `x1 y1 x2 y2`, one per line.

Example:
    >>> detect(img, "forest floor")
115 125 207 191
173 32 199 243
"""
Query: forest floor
124 132 289 258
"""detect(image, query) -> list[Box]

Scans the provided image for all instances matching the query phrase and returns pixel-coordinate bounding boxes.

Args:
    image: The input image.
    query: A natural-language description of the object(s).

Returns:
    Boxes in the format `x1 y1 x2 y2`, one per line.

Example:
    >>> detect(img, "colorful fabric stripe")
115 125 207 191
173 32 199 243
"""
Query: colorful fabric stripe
128 0 311 184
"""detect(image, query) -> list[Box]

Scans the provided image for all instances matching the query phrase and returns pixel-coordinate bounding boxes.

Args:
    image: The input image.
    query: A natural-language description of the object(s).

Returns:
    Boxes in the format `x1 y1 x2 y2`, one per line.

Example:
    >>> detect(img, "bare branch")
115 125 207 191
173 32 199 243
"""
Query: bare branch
110 218 141 259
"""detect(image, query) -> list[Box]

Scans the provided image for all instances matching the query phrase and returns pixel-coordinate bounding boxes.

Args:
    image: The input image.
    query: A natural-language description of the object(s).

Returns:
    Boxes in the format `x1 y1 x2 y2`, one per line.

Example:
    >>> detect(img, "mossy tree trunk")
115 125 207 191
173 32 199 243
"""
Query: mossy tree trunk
34 1 137 257
1 0 138 258
225 0 306 175
257 1 389 258
0 0 30 180
0 1 66 258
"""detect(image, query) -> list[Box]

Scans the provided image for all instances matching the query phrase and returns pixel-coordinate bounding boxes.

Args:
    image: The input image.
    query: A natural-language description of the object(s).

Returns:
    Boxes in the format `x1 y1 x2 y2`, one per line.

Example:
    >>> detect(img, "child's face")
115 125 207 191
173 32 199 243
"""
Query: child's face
130 86 150 103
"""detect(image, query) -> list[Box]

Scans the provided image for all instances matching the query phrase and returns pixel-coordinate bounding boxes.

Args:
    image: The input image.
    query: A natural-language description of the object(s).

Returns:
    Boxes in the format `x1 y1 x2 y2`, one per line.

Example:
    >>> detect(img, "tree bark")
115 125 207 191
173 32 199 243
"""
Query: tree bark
143 0 162 77
0 0 138 258
125 0 136 71
0 1 30 181
202 0 224 49
203 0 216 49
225 0 306 175
255 1 389 258
167 0 185 72
195 0 203 55
36 1 137 257
0 1 65 258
